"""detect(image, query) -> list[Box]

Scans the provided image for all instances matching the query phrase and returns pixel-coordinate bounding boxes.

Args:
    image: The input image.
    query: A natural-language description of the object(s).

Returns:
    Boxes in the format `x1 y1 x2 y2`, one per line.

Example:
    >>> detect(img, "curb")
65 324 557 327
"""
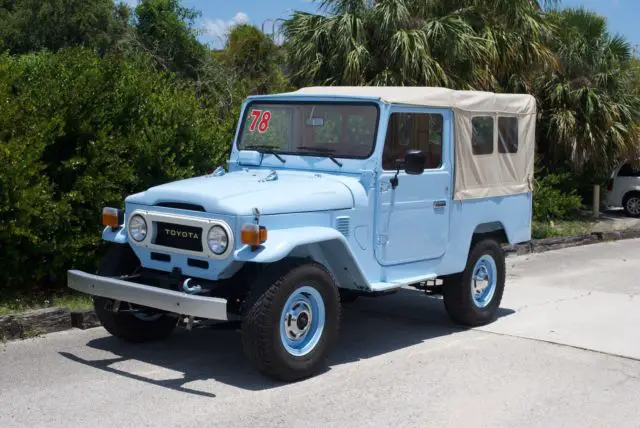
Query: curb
1 308 101 342
3 229 640 342
502 228 640 257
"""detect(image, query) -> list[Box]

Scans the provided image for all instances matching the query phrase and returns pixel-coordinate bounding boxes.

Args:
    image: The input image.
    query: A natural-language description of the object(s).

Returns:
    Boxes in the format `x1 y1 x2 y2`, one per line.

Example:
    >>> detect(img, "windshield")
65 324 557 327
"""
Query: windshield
237 102 379 159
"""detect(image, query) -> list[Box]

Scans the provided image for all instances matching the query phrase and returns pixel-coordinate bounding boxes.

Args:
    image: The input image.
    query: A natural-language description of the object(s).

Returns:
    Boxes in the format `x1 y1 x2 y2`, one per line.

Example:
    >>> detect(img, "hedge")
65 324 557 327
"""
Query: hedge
0 48 233 296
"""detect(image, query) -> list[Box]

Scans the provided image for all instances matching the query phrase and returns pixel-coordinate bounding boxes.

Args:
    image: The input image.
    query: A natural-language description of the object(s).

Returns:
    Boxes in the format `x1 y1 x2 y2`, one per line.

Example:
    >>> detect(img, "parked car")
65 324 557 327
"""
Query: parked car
67 86 536 381
605 162 640 217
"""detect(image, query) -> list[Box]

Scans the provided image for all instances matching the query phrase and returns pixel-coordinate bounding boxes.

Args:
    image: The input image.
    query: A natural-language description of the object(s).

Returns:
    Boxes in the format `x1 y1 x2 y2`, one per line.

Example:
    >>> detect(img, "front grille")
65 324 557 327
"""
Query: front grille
154 222 203 252
155 202 206 212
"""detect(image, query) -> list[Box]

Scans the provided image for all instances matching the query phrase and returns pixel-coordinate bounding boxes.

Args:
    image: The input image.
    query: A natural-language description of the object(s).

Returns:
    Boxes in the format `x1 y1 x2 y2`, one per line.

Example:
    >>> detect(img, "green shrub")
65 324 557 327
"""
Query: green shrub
533 165 584 221
0 48 232 297
0 53 69 295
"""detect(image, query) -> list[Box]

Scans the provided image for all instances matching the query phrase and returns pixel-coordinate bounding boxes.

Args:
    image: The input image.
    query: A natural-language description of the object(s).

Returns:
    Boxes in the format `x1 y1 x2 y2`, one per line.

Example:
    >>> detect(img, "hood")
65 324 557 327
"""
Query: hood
126 169 358 216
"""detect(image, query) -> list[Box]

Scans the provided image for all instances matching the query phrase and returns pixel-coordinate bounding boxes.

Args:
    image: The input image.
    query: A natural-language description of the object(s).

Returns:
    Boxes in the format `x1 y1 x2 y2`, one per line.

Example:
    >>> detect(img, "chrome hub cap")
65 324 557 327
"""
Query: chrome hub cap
283 301 313 341
279 286 326 357
471 255 497 308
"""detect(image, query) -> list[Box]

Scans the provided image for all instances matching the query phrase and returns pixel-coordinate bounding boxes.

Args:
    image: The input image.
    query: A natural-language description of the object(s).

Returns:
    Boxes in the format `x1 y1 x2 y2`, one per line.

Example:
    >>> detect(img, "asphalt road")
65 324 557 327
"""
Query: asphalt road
1 240 640 428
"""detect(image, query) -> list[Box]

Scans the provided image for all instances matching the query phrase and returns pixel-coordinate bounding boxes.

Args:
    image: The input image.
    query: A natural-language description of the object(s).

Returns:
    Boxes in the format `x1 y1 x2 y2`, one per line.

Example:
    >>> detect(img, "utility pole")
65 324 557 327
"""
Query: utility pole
593 185 600 218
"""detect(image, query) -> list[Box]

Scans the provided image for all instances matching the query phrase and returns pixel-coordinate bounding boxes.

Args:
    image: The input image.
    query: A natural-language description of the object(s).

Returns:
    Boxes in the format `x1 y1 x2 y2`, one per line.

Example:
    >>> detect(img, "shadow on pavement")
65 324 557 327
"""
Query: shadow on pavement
59 288 515 396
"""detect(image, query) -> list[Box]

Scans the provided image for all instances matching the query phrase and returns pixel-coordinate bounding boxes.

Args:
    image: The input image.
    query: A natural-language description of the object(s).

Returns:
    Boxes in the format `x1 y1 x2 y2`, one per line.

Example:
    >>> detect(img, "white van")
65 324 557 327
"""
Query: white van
605 162 640 217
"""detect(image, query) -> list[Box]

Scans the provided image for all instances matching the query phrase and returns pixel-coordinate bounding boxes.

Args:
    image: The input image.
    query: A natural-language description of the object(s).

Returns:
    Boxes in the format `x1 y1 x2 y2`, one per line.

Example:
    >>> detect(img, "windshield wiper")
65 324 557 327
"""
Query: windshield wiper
244 145 286 163
296 147 343 167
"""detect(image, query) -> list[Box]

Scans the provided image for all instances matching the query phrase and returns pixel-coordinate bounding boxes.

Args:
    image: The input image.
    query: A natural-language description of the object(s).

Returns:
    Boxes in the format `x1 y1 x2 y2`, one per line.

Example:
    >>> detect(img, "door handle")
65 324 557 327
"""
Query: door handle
433 200 447 209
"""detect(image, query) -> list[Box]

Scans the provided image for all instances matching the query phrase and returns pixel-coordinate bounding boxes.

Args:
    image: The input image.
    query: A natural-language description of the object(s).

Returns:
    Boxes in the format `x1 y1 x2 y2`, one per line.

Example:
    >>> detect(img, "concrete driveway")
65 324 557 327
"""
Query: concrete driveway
1 239 639 428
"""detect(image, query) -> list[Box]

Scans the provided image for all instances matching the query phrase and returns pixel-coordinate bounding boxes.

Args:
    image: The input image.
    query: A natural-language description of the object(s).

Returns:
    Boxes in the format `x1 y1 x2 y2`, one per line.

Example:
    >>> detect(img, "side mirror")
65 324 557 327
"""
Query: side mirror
404 150 425 175
390 150 426 190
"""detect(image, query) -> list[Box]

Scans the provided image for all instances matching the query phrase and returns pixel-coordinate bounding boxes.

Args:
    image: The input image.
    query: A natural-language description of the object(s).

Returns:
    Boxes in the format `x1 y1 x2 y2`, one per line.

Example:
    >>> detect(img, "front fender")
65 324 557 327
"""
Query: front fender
233 227 370 290
234 227 347 263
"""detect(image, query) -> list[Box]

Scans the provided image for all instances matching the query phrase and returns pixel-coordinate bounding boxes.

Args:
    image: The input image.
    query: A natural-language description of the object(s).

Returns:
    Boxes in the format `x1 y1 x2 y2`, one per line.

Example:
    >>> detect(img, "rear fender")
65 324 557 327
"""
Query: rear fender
624 186 640 195
472 221 511 244
234 227 370 291
462 221 512 261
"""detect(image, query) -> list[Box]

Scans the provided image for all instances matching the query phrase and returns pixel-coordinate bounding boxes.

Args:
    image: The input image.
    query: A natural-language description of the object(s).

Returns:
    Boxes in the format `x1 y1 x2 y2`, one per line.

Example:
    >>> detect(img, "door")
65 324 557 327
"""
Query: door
375 107 452 266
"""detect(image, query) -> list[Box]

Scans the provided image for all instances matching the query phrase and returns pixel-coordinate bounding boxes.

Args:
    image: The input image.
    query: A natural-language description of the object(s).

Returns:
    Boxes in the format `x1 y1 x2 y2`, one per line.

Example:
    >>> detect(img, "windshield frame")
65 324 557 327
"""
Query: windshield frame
235 99 382 161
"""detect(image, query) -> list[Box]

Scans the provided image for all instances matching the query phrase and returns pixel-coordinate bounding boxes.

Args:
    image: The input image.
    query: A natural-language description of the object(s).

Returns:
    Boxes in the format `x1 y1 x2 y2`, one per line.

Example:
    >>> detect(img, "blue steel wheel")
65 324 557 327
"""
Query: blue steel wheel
241 260 341 382
279 286 326 357
443 239 505 327
470 255 498 309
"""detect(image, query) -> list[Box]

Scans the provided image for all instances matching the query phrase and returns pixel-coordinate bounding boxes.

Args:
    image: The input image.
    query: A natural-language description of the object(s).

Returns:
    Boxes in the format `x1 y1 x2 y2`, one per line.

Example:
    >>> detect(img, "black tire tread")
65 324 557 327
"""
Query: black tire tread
241 258 341 382
442 239 505 327
94 244 178 343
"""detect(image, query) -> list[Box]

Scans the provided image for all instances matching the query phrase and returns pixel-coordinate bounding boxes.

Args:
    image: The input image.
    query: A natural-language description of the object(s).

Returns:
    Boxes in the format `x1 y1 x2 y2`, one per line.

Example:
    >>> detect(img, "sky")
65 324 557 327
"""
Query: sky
123 0 640 51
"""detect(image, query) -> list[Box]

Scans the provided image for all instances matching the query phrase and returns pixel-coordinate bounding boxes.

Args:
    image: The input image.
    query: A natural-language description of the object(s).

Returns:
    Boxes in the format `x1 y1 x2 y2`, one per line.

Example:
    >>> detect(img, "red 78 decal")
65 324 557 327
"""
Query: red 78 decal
248 109 272 133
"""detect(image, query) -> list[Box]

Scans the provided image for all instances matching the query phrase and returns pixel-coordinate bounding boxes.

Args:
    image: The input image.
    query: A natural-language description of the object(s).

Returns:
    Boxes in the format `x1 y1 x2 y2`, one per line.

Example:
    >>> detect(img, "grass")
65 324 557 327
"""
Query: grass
0 292 93 316
532 218 596 239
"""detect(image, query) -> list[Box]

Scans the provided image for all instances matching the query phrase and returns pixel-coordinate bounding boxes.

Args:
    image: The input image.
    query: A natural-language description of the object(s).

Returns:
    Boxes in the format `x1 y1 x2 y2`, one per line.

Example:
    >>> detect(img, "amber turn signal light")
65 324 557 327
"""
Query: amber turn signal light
101 207 124 228
241 224 267 246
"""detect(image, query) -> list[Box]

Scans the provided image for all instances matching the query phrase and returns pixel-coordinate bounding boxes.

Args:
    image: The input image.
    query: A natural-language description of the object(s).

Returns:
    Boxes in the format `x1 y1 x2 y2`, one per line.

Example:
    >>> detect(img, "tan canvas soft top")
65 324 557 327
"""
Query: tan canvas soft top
288 86 536 200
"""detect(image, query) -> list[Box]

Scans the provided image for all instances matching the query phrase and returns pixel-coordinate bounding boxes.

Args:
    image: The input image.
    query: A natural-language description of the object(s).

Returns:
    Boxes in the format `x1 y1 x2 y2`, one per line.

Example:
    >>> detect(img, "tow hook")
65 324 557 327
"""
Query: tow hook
182 278 202 294
181 279 201 331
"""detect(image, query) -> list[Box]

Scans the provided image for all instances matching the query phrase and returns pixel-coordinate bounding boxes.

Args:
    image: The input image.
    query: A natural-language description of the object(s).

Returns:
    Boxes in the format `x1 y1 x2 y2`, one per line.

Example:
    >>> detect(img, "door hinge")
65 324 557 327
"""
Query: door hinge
376 234 389 246
379 181 391 192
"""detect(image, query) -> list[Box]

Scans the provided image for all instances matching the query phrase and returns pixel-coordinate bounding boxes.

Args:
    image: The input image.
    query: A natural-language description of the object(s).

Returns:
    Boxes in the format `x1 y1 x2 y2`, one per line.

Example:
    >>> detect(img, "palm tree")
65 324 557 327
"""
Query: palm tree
282 0 558 92
534 8 640 179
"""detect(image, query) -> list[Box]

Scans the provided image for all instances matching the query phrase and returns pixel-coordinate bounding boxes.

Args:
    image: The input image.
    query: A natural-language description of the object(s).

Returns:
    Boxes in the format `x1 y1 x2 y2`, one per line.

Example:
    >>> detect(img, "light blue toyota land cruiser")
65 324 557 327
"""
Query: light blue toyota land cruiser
68 86 535 382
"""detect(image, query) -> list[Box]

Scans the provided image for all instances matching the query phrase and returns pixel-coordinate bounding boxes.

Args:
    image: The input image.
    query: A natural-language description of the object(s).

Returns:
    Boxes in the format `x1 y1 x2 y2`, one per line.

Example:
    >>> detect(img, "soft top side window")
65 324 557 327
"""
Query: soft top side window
471 116 494 155
382 112 443 171
498 116 518 154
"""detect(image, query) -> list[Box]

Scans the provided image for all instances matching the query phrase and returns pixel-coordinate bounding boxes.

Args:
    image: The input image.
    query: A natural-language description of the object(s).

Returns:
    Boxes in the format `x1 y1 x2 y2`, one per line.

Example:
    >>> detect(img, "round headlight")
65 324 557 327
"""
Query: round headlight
129 215 147 242
207 225 229 255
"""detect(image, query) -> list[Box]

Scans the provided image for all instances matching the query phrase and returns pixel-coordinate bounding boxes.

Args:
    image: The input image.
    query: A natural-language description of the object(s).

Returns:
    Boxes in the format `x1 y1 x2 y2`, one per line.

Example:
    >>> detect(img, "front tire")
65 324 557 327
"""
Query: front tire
241 259 341 382
442 239 505 326
93 244 178 343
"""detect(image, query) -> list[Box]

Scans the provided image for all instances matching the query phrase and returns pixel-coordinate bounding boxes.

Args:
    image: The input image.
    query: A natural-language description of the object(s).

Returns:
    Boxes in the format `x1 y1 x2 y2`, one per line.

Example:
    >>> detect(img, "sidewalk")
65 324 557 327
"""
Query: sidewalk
591 208 640 233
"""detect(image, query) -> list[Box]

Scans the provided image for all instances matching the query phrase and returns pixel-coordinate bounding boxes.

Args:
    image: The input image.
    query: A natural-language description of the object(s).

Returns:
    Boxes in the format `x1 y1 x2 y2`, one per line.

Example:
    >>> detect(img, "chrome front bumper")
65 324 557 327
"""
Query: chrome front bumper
67 270 228 321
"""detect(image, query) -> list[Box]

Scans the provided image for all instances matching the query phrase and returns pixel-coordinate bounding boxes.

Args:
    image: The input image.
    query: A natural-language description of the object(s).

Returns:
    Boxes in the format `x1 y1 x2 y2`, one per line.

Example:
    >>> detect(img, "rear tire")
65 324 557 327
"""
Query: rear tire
241 259 341 382
622 192 640 218
93 244 178 343
442 239 505 327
